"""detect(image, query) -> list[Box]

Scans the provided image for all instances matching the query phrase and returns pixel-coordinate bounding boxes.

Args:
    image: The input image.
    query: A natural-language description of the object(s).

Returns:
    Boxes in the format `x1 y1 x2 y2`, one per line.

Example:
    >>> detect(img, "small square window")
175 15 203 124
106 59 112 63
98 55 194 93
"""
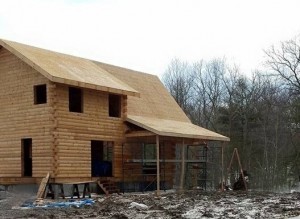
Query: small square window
109 94 121 118
69 87 83 113
34 84 47 104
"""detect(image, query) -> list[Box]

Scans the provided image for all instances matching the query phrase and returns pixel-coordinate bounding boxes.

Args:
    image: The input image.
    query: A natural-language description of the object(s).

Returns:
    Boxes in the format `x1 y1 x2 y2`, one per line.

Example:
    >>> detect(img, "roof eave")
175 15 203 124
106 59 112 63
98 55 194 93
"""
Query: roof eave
51 77 140 96
0 39 140 97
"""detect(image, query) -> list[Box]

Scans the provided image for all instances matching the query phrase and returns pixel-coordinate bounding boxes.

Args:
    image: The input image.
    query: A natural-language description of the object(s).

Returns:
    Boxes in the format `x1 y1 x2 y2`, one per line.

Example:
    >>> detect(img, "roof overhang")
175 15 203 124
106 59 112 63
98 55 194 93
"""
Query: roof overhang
126 115 230 142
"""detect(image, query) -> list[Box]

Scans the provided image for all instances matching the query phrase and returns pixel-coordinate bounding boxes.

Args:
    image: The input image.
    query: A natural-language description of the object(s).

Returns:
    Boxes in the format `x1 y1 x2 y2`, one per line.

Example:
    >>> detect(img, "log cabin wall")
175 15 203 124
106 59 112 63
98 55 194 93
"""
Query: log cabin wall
0 48 53 181
0 47 128 183
54 84 126 180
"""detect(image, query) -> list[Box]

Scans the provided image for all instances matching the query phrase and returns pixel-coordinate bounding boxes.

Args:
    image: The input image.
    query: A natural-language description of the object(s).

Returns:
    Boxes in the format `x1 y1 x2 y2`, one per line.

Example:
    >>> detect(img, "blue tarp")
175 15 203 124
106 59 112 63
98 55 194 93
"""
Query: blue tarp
21 199 95 209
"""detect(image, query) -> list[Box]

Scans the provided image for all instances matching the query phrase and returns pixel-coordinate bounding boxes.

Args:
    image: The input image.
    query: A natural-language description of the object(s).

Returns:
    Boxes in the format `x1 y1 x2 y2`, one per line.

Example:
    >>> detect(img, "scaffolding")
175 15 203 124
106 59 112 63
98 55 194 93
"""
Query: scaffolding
183 143 222 190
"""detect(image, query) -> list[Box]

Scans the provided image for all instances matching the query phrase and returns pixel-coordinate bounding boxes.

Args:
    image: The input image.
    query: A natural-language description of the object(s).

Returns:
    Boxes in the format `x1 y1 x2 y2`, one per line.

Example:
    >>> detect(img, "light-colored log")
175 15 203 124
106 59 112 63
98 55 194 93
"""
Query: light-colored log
156 135 160 197
179 139 185 192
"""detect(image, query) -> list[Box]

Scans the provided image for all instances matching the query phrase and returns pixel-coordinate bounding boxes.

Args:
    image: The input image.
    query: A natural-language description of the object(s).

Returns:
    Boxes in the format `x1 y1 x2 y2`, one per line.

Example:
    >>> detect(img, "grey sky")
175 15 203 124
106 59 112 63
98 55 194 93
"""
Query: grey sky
0 0 300 77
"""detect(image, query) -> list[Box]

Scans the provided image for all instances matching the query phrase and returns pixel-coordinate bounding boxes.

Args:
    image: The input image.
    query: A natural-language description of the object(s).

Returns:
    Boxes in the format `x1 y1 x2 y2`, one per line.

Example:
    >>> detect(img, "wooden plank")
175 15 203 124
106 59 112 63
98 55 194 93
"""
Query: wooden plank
156 135 160 197
36 172 50 199
125 131 155 138
179 139 185 192
63 180 96 184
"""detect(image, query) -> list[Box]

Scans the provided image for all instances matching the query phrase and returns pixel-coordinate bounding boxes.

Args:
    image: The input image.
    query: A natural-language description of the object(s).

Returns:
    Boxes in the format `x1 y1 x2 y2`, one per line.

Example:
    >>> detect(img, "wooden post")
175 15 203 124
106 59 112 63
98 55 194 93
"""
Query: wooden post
179 139 185 192
156 135 160 197
221 142 224 191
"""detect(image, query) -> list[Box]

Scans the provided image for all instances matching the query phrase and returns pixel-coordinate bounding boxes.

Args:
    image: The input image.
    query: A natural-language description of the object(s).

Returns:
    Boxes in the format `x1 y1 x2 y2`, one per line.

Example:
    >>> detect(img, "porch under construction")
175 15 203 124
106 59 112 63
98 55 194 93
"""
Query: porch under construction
122 116 229 195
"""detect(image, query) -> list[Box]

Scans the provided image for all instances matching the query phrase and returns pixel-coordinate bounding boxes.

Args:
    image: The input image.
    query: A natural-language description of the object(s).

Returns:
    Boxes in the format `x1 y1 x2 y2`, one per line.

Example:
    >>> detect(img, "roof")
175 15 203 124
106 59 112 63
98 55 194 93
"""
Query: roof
0 39 139 97
127 115 230 141
94 61 190 122
95 62 230 142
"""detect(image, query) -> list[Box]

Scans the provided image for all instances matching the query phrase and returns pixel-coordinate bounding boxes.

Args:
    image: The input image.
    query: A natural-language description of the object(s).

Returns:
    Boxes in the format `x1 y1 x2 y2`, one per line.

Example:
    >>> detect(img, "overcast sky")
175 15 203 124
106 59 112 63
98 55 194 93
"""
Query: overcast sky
1 0 300 77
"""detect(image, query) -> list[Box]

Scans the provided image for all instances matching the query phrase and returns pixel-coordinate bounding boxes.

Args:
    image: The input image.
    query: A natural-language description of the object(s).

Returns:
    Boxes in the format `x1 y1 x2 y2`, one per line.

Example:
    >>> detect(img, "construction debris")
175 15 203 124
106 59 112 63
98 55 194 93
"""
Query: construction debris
36 172 50 199
233 170 249 190
2 190 300 218
129 202 149 210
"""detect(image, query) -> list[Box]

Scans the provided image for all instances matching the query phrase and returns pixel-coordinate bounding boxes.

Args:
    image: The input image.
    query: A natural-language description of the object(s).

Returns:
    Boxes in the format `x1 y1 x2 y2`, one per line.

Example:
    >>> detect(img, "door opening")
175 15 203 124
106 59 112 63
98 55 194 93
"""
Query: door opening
91 141 113 177
22 138 32 177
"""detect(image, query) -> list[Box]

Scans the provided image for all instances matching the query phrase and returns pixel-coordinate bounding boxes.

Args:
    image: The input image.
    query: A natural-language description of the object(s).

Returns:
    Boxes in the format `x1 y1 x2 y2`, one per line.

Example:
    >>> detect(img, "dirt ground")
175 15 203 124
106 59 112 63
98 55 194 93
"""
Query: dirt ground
1 189 300 219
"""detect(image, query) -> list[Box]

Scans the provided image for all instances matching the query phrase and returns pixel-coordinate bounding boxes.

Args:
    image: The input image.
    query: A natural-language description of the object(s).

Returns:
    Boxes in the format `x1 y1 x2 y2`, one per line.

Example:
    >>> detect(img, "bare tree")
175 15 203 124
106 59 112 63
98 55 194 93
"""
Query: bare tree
162 58 194 115
265 36 300 95
191 59 225 130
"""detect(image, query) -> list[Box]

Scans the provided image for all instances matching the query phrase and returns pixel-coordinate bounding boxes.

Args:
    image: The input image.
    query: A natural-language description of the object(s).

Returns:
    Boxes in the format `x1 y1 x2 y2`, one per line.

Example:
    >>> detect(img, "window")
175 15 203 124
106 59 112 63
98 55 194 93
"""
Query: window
69 87 83 113
34 84 47 104
143 144 156 160
109 94 121 117
143 144 156 175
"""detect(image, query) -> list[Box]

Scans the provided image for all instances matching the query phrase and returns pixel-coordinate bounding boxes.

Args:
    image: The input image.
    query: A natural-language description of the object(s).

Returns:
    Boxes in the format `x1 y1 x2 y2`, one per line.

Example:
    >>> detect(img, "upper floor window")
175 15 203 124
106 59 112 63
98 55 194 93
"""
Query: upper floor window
69 87 83 113
109 94 121 118
34 84 47 104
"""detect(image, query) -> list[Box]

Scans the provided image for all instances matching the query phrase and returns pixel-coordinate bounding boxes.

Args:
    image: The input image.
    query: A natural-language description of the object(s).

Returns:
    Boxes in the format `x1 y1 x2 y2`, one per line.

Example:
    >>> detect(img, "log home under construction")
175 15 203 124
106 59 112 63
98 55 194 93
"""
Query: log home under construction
0 39 229 193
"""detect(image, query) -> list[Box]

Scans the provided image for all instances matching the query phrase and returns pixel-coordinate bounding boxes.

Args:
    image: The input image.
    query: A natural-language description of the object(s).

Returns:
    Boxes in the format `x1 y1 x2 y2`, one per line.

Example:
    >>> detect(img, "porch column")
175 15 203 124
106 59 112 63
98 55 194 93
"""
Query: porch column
221 142 224 191
156 135 160 197
179 138 185 192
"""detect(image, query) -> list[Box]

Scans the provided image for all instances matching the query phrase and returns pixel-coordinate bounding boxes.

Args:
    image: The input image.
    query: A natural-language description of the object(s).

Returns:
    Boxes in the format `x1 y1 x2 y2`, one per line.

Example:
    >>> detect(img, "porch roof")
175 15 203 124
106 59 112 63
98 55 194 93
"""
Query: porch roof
126 115 230 142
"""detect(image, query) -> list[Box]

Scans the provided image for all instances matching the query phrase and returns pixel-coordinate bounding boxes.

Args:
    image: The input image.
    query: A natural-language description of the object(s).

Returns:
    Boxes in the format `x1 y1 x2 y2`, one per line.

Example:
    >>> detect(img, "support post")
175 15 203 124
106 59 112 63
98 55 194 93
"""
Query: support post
156 135 160 197
221 142 224 191
179 138 185 192
122 143 125 193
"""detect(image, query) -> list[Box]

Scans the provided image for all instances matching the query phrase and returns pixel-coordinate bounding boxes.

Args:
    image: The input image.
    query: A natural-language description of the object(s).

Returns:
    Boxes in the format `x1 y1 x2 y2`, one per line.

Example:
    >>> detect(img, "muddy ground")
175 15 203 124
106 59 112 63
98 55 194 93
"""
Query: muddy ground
1 189 300 218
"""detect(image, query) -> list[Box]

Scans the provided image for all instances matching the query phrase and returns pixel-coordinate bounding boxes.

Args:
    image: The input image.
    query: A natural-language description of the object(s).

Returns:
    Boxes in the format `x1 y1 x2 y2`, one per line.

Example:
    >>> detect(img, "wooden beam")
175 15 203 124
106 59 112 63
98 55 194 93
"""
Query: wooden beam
36 172 50 199
179 138 185 192
156 135 160 197
125 159 208 163
221 142 224 191
125 131 156 138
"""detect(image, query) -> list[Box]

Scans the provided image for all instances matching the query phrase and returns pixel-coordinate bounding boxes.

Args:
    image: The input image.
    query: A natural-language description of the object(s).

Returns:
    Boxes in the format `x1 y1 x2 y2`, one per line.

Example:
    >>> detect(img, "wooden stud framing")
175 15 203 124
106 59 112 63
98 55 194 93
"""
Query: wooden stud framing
156 135 160 197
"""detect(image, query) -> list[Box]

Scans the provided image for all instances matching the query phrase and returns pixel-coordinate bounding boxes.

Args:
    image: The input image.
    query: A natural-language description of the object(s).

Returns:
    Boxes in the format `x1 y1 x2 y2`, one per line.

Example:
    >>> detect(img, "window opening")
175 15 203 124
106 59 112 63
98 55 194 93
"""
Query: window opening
69 87 83 113
143 144 156 160
143 144 157 175
34 84 47 104
109 94 121 117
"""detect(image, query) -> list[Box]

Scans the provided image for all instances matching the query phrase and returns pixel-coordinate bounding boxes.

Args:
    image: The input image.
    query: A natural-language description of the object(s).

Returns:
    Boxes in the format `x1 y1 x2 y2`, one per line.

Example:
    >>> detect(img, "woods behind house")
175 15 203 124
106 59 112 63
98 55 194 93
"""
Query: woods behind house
162 36 300 191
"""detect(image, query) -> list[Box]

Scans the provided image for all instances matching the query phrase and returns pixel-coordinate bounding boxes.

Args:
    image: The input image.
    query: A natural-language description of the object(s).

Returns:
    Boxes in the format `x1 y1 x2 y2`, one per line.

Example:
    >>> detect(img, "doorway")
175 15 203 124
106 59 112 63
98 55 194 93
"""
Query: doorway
91 141 113 177
21 138 32 177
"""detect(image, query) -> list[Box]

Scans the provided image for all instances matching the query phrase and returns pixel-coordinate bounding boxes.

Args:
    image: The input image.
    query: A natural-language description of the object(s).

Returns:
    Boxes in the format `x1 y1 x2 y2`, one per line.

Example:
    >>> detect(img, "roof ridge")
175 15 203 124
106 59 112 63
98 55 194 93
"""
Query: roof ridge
93 61 158 78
